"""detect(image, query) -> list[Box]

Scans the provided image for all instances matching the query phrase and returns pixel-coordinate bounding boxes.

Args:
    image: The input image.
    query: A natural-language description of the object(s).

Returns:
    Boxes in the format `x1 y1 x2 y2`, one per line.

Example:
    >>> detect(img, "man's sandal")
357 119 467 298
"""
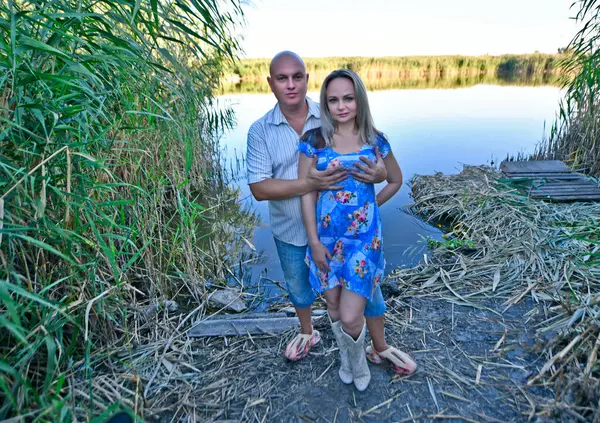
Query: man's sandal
284 330 321 361
366 341 417 374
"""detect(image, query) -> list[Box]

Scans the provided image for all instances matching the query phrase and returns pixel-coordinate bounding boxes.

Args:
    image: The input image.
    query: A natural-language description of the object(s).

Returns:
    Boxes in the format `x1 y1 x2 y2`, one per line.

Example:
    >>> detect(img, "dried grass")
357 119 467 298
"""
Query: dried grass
64 166 600 422
389 165 600 421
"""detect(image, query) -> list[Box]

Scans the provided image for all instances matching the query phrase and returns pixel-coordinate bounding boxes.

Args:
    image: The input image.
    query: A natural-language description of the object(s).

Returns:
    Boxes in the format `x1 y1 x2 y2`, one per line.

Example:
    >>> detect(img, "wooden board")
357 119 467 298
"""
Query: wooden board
533 187 600 194
188 311 325 337
529 180 600 201
531 193 600 201
503 172 583 180
500 160 569 173
202 312 288 321
188 317 300 337
500 160 600 202
533 180 598 188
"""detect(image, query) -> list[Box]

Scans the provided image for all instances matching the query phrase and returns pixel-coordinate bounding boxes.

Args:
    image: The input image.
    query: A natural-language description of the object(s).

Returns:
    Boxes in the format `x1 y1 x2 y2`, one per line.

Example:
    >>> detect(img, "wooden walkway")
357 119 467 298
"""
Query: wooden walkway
500 160 600 202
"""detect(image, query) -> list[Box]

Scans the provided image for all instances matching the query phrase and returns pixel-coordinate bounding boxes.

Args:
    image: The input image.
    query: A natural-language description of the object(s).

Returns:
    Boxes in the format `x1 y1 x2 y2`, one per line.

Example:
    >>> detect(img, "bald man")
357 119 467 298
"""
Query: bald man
246 52 414 375
247 52 342 359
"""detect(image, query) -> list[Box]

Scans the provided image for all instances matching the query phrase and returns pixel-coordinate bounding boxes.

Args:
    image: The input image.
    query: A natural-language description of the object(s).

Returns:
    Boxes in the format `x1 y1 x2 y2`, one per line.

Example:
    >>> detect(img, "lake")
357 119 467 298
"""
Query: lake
217 84 563 303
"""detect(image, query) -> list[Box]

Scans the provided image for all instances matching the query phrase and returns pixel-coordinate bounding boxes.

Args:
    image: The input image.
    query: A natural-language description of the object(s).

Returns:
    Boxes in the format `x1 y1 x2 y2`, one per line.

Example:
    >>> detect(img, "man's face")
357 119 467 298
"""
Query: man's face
267 55 309 108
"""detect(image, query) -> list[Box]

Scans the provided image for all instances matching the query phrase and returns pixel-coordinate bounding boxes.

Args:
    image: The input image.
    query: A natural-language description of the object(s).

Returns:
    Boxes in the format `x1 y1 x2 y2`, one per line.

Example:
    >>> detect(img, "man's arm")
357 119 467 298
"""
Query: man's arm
250 178 312 201
246 125 346 201
250 161 348 201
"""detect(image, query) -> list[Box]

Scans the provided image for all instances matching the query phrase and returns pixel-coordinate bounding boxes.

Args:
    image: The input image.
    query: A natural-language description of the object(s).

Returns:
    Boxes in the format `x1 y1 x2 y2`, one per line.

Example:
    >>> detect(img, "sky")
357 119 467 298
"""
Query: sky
237 0 580 58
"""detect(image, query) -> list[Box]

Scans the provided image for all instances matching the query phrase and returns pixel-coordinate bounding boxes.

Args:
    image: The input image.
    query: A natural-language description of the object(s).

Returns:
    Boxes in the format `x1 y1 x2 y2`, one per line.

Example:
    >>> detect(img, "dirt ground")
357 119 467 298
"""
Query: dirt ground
185 294 559 423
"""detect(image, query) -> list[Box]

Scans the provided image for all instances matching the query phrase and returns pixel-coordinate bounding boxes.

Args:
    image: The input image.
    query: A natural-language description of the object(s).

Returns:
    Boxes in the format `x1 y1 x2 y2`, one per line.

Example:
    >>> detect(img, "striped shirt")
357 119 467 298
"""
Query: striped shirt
246 97 321 246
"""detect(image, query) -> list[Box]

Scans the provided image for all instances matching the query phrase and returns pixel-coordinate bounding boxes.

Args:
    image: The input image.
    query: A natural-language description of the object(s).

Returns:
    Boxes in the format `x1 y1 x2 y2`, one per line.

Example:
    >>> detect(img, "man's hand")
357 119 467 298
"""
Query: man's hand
351 147 387 183
306 156 346 191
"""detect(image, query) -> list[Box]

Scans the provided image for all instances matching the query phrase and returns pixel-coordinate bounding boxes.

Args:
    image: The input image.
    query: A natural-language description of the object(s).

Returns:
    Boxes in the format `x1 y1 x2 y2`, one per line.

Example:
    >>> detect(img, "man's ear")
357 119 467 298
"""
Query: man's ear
267 76 273 91
306 73 310 84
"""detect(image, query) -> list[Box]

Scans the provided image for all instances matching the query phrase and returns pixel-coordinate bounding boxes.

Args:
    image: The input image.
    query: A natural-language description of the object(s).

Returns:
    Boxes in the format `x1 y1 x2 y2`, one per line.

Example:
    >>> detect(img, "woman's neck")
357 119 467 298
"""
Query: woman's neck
335 121 358 137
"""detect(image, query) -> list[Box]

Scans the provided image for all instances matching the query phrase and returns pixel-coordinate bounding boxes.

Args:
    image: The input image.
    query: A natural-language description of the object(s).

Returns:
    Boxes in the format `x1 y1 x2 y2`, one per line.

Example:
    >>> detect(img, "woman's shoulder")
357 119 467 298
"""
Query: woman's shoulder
371 130 391 157
374 130 388 142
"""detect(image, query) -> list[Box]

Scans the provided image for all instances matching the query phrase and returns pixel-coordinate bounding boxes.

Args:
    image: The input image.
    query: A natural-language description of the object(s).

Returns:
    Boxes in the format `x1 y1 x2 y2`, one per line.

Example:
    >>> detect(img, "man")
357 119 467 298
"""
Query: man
246 51 415 375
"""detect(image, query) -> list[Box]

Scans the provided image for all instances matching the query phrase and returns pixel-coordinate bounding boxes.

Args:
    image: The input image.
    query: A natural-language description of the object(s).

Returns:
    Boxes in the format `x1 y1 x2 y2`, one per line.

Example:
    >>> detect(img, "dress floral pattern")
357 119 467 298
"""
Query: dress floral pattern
299 128 391 300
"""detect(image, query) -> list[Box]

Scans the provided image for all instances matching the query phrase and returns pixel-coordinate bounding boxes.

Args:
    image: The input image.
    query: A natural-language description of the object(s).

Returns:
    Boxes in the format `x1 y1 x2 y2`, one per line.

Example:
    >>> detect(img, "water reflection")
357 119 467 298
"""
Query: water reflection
221 73 559 94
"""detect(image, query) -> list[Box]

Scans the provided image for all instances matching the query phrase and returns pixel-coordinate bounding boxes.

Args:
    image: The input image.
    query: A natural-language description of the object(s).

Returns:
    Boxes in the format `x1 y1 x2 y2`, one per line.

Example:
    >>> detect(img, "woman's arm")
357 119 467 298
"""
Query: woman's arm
299 153 332 272
375 151 403 207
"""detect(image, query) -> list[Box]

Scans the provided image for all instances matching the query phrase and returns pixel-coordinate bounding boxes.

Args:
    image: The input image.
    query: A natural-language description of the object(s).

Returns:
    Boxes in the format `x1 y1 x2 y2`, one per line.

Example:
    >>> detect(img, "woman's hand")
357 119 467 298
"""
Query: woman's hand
309 240 332 273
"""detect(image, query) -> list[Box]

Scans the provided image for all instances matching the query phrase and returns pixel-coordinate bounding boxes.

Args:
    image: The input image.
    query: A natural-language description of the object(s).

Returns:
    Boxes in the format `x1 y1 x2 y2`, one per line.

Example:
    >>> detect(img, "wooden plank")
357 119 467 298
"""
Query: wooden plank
533 198 600 202
504 173 584 179
499 160 600 202
504 171 580 176
188 317 302 337
532 183 599 189
531 193 600 201
204 312 288 321
533 180 598 188
504 172 577 177
532 191 600 198
533 183 598 189
532 187 600 194
532 190 600 197
500 160 569 173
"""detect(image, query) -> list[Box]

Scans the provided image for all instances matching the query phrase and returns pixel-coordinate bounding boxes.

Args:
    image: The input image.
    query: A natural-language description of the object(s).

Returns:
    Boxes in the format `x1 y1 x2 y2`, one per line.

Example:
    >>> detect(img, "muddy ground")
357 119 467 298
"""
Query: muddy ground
184 294 561 423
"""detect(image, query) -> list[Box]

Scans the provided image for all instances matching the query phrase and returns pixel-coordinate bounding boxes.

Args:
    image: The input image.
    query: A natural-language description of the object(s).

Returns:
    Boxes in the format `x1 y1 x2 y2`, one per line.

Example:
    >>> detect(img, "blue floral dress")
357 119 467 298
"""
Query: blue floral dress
298 128 391 300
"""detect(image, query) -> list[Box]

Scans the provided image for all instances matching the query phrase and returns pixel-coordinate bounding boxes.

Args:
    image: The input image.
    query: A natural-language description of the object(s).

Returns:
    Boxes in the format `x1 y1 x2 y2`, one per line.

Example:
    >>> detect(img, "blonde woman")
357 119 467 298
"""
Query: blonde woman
298 69 416 391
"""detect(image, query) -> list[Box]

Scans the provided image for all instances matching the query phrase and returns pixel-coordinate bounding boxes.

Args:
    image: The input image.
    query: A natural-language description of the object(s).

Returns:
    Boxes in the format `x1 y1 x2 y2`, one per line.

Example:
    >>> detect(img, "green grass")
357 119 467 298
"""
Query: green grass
0 0 251 420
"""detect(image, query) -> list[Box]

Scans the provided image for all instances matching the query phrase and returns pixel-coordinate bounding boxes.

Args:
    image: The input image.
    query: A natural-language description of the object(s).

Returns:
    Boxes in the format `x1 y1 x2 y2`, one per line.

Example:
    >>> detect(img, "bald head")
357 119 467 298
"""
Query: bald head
267 51 309 109
269 51 306 76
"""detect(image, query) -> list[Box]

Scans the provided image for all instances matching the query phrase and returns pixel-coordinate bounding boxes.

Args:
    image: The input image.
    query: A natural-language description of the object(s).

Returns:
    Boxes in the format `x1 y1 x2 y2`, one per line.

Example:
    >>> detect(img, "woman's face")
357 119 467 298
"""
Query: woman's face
326 77 357 125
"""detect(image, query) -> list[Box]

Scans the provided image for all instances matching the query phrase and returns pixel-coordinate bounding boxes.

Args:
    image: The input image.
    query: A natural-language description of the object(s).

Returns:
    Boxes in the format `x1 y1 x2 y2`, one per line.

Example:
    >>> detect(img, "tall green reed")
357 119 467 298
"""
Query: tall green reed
0 0 248 420
534 0 600 176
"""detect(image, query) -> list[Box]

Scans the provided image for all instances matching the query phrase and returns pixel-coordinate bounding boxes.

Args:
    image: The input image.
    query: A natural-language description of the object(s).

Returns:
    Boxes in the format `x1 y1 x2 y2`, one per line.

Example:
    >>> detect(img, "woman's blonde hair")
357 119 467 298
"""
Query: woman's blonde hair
319 69 379 146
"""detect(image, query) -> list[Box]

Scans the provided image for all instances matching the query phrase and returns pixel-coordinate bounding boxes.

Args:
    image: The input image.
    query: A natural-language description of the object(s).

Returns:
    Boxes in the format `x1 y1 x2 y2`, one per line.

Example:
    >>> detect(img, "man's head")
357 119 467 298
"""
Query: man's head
267 51 309 109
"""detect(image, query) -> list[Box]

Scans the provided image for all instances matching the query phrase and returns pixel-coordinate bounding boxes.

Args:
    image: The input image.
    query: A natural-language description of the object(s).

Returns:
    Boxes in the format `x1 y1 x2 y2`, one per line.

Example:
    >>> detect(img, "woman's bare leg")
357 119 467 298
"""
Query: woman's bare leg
339 289 367 338
365 315 388 352
324 286 342 321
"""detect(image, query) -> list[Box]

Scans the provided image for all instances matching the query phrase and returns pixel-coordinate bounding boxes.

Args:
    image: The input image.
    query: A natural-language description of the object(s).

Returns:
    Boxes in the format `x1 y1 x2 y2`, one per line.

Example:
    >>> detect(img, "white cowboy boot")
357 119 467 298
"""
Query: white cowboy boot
341 323 371 391
329 317 353 384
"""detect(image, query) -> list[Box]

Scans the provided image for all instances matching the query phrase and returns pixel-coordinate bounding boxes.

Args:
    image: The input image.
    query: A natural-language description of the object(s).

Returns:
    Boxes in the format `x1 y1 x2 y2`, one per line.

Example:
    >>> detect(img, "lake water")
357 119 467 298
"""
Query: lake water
217 84 563 302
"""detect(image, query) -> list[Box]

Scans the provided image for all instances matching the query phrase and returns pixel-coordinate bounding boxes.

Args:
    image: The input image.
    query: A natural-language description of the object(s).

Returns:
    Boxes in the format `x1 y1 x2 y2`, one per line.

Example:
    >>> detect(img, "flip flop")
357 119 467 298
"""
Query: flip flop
366 341 417 374
284 330 321 361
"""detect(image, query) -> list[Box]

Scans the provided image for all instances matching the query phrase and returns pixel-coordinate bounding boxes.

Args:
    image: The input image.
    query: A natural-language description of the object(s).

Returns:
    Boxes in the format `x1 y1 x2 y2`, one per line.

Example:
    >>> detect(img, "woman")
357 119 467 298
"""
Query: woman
298 69 416 391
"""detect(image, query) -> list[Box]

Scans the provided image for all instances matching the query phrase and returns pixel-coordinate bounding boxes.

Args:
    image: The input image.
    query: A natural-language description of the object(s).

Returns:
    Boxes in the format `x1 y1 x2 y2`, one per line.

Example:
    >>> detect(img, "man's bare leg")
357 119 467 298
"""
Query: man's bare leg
296 305 314 334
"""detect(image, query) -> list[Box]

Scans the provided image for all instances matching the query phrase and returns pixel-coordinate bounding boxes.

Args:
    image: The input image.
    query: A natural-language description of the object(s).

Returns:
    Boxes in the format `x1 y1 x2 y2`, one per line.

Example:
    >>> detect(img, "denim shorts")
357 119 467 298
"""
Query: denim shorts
274 238 386 317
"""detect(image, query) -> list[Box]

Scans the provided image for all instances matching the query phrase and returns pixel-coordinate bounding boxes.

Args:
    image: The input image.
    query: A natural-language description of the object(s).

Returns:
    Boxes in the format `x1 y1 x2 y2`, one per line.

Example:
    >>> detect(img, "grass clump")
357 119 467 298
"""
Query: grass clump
0 0 253 420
